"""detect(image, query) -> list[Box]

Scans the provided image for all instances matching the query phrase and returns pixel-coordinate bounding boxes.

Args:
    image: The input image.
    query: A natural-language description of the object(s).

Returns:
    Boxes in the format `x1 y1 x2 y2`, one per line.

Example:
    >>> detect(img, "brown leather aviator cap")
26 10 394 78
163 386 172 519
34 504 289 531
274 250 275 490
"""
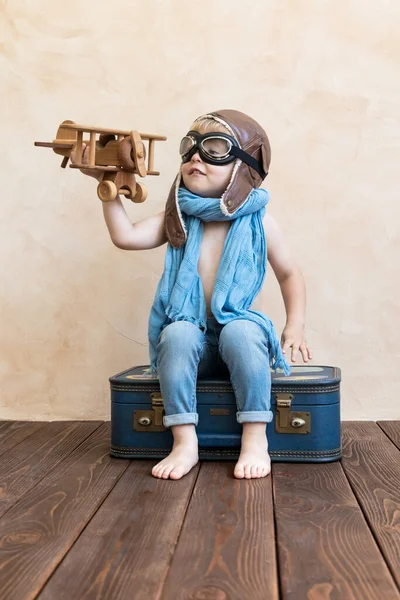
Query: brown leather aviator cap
164 109 271 249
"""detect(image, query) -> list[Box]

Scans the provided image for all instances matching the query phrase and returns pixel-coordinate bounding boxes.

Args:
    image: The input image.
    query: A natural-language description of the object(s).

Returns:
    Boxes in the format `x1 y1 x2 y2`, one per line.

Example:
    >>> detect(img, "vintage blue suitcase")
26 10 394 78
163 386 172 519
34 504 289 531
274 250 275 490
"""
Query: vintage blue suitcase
110 364 342 462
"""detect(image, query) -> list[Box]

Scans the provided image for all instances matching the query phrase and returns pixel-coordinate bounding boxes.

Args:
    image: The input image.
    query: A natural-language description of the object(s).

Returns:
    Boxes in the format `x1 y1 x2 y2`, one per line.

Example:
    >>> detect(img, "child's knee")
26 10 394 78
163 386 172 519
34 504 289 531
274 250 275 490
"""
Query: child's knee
158 320 204 352
220 319 264 348
219 320 269 367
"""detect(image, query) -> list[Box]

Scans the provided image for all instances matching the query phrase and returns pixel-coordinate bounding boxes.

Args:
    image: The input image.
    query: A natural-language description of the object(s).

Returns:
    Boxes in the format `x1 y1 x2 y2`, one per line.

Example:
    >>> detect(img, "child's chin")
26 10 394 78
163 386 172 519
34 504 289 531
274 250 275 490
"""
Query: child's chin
185 183 220 198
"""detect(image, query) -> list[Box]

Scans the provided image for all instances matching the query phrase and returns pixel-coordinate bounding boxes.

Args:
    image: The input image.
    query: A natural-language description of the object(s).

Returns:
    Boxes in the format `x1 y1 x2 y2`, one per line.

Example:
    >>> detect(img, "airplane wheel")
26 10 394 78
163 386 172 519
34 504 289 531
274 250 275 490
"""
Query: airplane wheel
131 181 148 203
97 180 118 202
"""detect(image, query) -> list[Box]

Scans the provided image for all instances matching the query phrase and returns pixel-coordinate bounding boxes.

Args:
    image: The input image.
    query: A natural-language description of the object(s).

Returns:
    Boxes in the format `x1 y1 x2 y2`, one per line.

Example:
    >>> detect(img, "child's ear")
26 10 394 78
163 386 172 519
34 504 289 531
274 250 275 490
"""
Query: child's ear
261 144 271 176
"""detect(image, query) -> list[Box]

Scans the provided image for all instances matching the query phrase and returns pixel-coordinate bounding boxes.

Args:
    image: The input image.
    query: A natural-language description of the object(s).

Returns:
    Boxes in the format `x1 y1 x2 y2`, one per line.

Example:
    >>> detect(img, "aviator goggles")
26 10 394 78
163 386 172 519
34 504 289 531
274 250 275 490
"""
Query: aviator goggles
179 131 266 177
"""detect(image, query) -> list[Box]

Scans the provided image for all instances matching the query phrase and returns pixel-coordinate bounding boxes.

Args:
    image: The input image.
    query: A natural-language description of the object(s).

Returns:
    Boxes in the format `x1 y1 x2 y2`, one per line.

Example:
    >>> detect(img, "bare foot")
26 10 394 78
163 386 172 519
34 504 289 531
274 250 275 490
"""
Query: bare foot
152 424 199 480
234 422 271 479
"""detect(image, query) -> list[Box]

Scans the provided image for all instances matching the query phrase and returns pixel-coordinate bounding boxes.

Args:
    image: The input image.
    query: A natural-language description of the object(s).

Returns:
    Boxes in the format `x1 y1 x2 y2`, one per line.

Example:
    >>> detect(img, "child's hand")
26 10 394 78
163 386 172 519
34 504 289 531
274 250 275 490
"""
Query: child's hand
281 324 312 363
70 143 103 182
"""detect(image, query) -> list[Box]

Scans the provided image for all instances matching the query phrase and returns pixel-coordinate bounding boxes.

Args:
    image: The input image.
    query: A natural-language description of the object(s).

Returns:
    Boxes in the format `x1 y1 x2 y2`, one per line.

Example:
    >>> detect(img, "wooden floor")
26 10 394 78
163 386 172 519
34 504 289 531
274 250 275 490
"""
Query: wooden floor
0 421 399 600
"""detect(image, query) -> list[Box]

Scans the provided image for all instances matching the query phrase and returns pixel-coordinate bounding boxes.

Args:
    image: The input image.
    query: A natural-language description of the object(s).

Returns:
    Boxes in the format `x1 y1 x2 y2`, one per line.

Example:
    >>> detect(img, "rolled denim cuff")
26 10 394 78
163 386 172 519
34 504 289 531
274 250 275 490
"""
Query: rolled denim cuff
163 412 199 428
237 410 273 424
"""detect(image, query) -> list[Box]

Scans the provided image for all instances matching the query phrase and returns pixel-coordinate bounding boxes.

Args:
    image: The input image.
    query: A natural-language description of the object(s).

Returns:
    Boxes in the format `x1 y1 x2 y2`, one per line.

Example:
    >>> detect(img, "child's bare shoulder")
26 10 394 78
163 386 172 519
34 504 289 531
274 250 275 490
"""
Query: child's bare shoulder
263 212 283 239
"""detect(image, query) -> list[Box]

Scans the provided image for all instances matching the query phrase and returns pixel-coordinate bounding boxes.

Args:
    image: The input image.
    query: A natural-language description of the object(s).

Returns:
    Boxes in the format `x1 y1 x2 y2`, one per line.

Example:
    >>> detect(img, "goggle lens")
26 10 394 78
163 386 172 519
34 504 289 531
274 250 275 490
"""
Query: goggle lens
179 136 195 157
179 133 234 161
202 137 231 158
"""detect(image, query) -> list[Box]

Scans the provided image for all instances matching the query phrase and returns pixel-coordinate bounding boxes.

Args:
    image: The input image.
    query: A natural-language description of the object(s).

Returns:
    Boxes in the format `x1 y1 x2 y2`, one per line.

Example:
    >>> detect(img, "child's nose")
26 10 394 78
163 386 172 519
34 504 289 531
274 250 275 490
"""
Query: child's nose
191 151 202 162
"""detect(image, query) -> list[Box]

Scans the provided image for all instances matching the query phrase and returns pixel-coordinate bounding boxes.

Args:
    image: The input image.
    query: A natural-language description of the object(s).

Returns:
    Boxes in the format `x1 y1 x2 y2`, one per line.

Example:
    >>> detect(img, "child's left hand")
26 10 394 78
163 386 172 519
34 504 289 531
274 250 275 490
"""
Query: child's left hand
281 324 312 363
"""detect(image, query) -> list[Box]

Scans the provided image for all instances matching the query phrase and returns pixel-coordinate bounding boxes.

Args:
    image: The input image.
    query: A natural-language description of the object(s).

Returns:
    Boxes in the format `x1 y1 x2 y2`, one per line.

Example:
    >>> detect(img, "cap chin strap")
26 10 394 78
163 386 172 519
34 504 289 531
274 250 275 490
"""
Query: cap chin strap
229 147 266 178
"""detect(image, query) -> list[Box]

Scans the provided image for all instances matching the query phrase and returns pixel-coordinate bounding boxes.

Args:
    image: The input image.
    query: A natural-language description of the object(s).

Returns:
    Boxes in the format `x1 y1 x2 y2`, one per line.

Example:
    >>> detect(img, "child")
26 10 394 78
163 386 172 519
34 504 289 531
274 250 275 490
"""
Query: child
75 109 312 481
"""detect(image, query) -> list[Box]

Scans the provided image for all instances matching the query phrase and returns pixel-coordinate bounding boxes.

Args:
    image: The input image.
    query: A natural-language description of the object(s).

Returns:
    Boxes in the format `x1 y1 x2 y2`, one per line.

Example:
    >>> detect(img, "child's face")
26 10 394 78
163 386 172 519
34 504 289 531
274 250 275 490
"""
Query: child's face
181 150 235 198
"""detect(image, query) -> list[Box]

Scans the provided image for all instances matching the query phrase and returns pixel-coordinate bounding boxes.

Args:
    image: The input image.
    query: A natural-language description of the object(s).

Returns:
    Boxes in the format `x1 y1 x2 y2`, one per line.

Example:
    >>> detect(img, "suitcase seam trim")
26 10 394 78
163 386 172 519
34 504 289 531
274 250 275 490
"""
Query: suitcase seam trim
110 384 341 394
110 445 342 457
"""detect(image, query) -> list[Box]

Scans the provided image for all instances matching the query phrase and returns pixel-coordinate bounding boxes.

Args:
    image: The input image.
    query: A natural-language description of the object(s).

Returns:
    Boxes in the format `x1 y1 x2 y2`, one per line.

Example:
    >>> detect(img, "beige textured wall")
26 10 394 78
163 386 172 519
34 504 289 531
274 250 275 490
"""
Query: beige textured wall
1 0 399 420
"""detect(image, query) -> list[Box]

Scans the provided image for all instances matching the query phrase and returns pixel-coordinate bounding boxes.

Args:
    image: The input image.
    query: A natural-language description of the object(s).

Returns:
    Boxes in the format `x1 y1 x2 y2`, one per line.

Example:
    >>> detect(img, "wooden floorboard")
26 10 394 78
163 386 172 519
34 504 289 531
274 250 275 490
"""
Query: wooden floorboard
0 421 45 458
0 423 129 600
341 422 400 590
38 461 199 600
160 462 279 600
0 421 102 518
272 460 400 600
378 420 400 450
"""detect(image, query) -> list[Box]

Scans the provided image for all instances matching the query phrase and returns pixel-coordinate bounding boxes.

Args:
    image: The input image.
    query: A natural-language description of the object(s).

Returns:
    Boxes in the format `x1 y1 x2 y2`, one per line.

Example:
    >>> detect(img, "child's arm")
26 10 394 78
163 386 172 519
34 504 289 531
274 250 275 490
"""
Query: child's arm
71 144 167 250
103 199 167 250
264 214 312 364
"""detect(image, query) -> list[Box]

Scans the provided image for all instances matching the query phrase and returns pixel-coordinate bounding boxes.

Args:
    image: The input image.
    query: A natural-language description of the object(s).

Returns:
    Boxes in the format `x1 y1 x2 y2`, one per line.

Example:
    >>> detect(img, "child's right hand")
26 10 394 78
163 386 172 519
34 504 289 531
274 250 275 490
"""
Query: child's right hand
70 143 103 182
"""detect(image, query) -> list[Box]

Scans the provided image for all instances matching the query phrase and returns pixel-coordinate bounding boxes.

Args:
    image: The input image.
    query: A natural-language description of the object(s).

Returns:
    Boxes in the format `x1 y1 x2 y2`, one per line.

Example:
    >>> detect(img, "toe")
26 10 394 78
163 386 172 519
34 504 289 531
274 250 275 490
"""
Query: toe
234 463 245 479
170 467 184 480
162 466 173 479
244 464 252 479
152 464 162 478
250 465 258 478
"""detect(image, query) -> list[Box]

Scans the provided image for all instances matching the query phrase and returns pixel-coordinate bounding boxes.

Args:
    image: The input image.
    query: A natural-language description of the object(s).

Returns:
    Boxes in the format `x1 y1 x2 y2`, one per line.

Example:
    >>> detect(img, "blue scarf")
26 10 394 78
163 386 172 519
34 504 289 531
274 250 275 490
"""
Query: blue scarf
147 187 290 375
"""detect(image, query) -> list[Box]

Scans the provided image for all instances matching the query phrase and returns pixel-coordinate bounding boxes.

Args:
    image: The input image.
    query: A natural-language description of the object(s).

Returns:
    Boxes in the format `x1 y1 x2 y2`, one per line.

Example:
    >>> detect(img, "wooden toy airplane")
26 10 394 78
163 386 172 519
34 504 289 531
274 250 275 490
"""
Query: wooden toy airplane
35 120 167 202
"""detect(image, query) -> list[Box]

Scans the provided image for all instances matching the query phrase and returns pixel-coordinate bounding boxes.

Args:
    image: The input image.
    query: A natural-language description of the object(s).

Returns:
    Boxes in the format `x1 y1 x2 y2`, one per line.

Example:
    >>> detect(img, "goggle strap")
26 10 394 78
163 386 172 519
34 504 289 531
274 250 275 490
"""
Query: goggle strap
229 147 266 178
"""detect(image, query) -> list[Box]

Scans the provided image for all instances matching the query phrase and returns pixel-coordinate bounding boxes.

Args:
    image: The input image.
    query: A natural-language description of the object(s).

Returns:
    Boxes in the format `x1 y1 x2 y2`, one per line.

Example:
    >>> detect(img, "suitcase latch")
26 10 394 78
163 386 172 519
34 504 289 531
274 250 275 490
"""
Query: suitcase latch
275 393 310 434
133 392 167 432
